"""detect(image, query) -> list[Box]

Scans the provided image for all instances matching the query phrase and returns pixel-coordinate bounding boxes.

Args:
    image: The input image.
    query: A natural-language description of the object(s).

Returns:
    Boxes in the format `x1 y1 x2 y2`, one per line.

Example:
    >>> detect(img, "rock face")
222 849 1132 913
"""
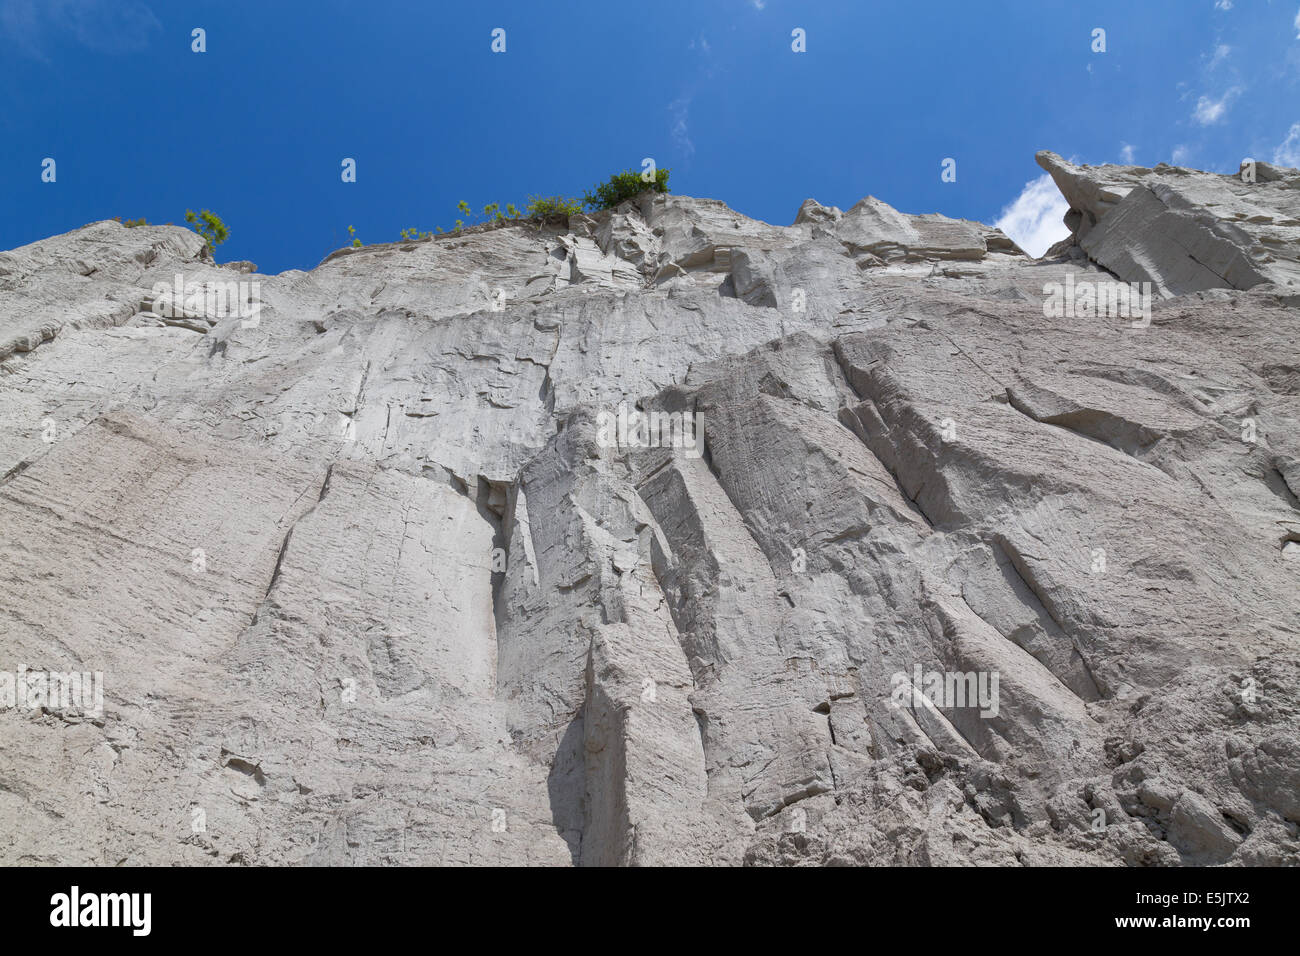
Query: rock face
1 154 1298 866
1037 150 1300 295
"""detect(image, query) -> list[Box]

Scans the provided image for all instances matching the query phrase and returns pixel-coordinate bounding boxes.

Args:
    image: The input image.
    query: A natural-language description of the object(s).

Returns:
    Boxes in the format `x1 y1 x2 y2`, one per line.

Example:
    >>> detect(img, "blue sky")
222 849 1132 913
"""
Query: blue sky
2 0 1299 271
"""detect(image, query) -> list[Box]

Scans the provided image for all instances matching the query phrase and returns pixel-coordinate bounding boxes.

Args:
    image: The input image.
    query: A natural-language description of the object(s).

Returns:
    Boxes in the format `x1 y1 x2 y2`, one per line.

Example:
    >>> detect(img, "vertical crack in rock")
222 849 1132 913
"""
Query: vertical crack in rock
253 463 335 624
991 534 1103 701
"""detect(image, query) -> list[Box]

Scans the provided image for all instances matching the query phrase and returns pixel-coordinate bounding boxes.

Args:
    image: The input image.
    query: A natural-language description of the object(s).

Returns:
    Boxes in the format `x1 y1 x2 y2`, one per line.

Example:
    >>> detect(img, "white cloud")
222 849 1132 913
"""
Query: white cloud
993 174 1071 258
1193 87 1240 125
1209 43 1230 68
750 0 766 8
1275 123 1300 166
1214 1 1232 10
1294 7 1300 38
668 95 694 159
1120 143 1136 163
1172 144 1193 164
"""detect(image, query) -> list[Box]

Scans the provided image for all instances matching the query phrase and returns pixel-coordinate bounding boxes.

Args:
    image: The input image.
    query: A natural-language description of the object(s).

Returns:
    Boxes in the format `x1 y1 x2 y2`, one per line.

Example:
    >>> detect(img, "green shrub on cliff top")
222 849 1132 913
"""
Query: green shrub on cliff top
582 167 670 211
185 209 228 254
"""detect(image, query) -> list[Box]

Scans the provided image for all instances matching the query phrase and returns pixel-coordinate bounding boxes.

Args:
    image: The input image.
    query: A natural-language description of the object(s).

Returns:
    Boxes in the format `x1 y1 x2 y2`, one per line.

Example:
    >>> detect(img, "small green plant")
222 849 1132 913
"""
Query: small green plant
114 216 149 228
393 180 658 243
185 208 229 254
451 196 505 231
525 194 585 221
582 168 670 211
346 224 362 248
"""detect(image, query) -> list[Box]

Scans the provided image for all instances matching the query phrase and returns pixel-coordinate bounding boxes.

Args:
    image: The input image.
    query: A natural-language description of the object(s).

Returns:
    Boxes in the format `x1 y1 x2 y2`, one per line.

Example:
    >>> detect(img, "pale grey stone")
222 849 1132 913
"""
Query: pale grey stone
1 155 1298 866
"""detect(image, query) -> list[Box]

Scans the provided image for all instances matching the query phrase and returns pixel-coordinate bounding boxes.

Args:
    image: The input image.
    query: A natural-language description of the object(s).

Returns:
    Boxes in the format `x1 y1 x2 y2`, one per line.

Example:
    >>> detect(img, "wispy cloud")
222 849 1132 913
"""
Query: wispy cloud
669 95 695 159
1193 87 1240 125
1208 43 1230 68
1294 7 1300 39
1214 1 1232 11
1275 123 1300 166
0 0 162 59
1120 143 1136 164
993 174 1070 258
750 0 767 9
1172 144 1193 164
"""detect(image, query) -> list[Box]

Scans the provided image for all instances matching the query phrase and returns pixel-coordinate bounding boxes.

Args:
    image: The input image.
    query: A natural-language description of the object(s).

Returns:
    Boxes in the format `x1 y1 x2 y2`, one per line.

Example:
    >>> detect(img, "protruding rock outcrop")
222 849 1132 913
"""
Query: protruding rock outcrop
1037 150 1300 295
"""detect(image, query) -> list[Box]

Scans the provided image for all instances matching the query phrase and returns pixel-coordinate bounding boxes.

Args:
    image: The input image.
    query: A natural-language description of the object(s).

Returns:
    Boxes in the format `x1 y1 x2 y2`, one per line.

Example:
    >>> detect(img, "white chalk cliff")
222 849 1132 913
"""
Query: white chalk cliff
1 154 1298 865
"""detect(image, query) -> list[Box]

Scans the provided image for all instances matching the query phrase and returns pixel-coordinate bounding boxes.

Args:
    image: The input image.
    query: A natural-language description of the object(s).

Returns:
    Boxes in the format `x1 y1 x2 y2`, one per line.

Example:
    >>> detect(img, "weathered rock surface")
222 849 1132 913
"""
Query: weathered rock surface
1 154 1298 866
1037 150 1300 295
